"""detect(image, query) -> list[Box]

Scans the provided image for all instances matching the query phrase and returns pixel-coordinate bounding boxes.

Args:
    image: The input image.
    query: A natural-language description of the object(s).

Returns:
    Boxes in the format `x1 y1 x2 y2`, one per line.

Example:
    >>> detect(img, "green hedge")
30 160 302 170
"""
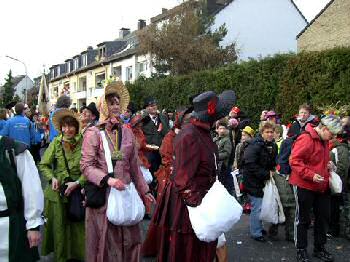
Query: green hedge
127 48 350 124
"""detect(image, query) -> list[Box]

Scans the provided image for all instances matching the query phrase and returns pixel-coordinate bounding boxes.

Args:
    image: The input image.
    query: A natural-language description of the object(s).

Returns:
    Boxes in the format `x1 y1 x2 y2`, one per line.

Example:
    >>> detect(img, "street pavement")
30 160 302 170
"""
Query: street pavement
140 213 350 262
40 209 350 262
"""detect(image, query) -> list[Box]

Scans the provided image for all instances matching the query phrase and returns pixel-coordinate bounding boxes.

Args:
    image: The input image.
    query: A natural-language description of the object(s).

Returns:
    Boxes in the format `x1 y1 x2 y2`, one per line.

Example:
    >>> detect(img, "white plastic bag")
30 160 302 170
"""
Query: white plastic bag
231 169 242 197
140 165 153 184
106 182 145 226
329 171 342 194
187 180 243 242
260 177 285 224
217 233 226 248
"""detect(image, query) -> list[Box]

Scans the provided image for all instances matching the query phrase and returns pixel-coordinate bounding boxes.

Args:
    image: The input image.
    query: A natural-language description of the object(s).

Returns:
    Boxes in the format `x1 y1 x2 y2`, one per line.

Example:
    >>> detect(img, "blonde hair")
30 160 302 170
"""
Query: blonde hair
259 121 276 134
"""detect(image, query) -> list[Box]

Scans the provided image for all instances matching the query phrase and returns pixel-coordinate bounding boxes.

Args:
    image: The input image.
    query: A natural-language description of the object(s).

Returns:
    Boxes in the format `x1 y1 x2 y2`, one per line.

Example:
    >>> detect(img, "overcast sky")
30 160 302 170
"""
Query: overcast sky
0 0 330 84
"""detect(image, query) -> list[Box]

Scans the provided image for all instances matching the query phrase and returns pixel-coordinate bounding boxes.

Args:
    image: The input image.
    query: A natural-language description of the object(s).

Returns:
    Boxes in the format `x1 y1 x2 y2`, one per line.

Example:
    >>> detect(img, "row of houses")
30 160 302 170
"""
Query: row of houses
46 0 349 109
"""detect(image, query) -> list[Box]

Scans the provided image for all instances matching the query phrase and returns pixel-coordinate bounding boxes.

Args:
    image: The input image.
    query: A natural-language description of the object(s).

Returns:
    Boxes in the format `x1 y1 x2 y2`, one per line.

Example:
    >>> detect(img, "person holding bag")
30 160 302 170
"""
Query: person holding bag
38 108 85 262
142 90 236 261
80 79 154 262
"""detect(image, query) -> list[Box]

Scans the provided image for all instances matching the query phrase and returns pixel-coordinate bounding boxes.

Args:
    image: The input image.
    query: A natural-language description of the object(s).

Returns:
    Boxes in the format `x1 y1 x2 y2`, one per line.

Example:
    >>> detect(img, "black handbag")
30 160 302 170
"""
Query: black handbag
60 143 85 222
84 182 107 208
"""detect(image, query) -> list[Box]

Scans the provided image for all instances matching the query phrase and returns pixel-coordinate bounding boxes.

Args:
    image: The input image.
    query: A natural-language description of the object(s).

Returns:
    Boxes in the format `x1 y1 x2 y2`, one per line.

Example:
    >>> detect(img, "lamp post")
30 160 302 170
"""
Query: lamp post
5 55 28 104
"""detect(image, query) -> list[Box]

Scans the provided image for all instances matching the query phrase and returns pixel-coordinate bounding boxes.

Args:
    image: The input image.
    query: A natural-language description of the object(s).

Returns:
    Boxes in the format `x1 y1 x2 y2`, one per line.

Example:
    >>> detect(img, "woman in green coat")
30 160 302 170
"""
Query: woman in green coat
38 109 85 262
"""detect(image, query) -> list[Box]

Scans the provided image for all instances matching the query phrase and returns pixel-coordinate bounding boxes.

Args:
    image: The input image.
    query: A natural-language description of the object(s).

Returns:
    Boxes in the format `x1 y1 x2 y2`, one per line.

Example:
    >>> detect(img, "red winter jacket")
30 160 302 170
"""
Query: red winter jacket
289 124 330 192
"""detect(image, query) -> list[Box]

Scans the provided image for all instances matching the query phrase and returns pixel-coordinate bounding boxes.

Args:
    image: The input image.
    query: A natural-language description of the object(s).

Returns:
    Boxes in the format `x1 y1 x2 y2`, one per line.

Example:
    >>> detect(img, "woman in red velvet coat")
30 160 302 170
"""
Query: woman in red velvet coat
154 107 193 202
142 90 236 262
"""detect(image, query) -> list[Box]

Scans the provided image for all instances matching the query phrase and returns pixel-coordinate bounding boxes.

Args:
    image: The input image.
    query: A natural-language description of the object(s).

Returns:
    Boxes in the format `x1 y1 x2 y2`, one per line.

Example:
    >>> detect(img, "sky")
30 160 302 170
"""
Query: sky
0 0 331 85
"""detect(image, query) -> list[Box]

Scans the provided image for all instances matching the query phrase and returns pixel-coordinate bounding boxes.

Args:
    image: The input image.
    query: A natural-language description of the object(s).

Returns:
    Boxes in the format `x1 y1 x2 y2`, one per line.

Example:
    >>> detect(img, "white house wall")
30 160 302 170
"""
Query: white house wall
213 0 307 60
14 76 34 102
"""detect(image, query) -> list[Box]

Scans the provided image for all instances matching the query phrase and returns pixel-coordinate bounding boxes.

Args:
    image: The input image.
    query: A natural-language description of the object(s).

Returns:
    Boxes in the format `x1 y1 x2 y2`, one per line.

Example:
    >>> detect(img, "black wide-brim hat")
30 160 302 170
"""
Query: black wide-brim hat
192 90 236 123
81 102 100 120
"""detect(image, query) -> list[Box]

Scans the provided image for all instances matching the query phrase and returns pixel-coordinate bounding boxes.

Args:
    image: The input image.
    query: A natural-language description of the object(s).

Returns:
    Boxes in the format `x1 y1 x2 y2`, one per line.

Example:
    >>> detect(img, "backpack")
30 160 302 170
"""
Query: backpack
277 131 309 175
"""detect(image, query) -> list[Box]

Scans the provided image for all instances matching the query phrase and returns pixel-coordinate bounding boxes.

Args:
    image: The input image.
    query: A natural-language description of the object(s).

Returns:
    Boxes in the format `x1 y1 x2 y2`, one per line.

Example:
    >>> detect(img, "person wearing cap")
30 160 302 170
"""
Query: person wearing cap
38 109 85 262
142 90 236 261
49 95 71 142
233 126 255 171
0 102 35 147
141 97 170 176
329 129 350 238
81 80 154 262
0 135 44 262
80 102 100 135
290 115 342 262
229 106 240 119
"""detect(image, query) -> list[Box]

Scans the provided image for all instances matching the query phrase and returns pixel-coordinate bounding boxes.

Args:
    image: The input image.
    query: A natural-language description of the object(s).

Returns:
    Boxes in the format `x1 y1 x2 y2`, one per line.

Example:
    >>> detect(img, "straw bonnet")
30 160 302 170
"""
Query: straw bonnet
100 78 130 121
52 108 80 133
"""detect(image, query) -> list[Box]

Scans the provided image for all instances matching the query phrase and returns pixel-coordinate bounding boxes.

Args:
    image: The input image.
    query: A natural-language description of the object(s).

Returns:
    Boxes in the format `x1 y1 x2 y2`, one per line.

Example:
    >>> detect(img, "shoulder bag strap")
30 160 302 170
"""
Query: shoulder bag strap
61 142 70 175
100 130 113 174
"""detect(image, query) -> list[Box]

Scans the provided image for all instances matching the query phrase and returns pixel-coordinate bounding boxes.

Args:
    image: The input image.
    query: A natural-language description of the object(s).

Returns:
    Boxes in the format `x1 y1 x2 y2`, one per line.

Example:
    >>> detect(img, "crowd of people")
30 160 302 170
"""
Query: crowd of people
0 79 349 262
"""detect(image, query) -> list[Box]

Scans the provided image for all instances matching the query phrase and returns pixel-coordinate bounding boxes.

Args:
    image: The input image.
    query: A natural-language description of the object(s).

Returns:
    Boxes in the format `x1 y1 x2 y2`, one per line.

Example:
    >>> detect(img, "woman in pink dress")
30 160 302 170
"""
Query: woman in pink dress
80 80 155 262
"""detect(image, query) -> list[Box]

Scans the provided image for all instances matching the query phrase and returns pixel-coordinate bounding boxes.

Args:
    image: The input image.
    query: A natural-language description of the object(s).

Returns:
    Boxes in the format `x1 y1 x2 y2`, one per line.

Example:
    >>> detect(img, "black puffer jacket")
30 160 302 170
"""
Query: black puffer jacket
242 135 278 197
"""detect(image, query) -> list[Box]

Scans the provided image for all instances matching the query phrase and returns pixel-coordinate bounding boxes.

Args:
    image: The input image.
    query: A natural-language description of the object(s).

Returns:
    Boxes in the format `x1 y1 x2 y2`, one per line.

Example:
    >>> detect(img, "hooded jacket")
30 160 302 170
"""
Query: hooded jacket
289 124 330 192
242 135 278 197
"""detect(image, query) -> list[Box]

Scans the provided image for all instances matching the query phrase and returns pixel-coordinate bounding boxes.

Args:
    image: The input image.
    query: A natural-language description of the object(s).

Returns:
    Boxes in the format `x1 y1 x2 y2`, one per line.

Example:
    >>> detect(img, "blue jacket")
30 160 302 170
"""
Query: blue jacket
0 115 35 146
0 119 6 132
33 121 45 144
49 110 59 142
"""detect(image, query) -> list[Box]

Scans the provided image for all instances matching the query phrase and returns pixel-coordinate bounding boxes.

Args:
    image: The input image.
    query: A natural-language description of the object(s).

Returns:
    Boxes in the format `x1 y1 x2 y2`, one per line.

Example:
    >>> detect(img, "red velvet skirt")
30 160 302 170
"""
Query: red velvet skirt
142 181 217 262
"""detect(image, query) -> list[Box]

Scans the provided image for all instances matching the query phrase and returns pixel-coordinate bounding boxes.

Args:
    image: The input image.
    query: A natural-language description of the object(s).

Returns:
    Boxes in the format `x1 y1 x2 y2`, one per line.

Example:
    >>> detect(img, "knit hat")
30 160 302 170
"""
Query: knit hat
228 118 239 128
242 126 255 137
230 106 240 115
321 115 342 135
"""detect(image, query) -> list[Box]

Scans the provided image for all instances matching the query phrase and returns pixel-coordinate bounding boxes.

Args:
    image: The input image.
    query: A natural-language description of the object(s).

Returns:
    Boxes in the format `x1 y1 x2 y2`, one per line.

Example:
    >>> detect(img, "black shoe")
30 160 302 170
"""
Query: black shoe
297 249 311 262
252 236 266 242
261 229 267 236
268 224 279 237
143 214 151 220
313 247 334 262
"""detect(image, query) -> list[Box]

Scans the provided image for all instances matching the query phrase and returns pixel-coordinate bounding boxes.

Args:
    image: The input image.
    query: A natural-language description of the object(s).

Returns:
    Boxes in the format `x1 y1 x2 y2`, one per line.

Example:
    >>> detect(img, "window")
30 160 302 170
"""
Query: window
74 58 79 70
79 77 87 92
138 61 148 73
126 66 133 81
95 73 105 89
57 66 60 76
66 62 71 72
112 66 122 79
99 47 106 59
51 70 55 79
82 54 87 67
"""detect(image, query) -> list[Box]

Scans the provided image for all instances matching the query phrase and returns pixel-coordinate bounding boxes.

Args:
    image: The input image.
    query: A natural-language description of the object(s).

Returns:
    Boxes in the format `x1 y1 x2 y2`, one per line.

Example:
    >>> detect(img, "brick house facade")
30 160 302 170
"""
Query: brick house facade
297 0 350 52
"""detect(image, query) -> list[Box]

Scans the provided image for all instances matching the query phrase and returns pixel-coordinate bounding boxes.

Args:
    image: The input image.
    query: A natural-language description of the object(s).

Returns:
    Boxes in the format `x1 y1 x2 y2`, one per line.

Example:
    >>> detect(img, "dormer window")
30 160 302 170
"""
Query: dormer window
66 61 71 72
99 47 106 59
82 54 87 67
74 57 79 70
57 66 60 76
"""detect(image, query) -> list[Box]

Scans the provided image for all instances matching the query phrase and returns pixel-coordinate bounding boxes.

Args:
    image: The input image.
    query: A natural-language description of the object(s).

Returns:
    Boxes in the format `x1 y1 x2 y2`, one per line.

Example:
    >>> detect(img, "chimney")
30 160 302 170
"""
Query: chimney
87 46 93 51
119 28 131 39
137 19 146 30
